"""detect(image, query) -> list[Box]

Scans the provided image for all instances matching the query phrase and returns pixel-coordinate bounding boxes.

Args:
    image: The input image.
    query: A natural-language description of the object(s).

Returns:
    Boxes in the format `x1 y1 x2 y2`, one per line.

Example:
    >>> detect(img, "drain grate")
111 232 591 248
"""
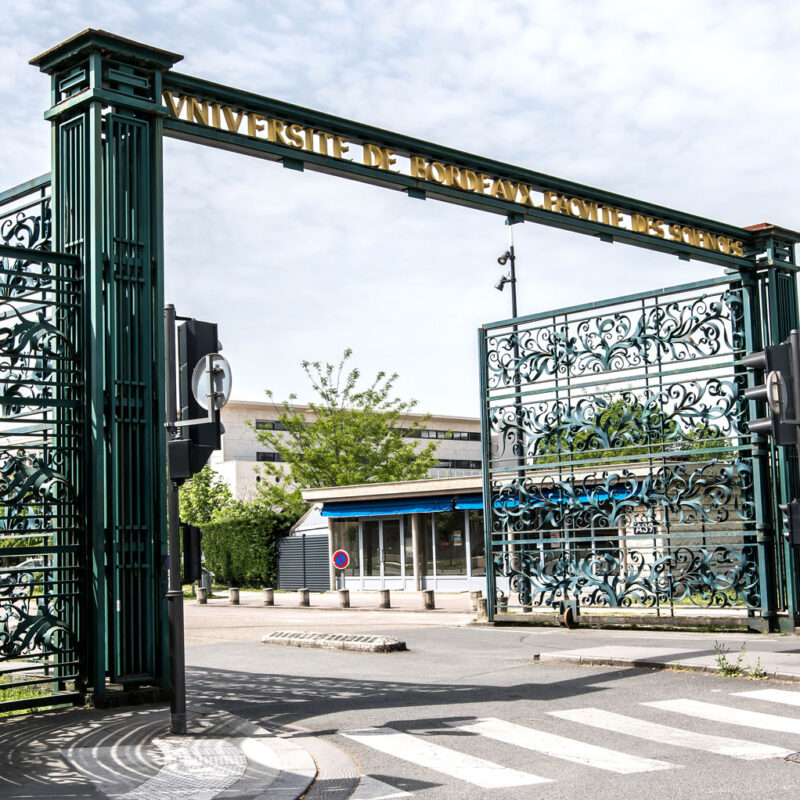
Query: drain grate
262 631 407 653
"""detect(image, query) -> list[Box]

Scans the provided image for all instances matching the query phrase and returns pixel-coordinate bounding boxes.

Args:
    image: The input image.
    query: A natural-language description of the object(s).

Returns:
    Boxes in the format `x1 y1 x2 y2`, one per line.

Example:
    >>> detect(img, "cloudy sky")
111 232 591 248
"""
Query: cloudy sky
2 1 798 417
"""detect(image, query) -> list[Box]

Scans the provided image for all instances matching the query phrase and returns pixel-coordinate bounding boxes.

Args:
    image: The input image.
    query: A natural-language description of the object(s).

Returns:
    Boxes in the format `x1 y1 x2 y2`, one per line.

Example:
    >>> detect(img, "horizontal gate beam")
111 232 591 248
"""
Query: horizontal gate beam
159 69 797 272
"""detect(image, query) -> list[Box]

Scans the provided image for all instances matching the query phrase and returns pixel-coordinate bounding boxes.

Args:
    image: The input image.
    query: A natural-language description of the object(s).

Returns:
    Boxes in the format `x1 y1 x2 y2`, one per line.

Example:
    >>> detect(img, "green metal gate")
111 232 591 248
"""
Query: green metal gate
0 177 84 711
3 30 797 714
479 267 800 630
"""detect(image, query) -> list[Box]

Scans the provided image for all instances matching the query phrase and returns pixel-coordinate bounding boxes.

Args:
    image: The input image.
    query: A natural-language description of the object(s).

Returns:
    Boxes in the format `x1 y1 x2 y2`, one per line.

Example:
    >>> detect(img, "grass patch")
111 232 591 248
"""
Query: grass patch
0 675 52 717
714 641 747 676
714 641 769 679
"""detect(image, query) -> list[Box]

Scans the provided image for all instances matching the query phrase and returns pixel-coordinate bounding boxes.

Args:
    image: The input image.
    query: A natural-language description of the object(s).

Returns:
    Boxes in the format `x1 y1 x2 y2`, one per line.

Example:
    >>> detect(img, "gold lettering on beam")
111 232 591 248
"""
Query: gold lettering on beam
247 112 266 137
333 136 350 160
162 90 186 118
162 90 747 259
222 106 245 133
266 118 286 144
317 131 334 156
363 143 383 167
187 97 209 125
286 123 305 148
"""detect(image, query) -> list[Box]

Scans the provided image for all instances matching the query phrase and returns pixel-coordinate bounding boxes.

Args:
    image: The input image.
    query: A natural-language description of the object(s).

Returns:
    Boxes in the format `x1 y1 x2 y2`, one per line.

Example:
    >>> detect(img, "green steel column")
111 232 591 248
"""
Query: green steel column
31 31 182 698
478 326 496 620
741 271 777 628
764 255 800 624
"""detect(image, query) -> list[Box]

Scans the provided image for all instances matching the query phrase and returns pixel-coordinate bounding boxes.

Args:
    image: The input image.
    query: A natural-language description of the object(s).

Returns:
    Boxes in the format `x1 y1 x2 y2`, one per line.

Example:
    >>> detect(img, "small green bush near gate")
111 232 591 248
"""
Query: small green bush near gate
0 675 52 717
199 504 295 589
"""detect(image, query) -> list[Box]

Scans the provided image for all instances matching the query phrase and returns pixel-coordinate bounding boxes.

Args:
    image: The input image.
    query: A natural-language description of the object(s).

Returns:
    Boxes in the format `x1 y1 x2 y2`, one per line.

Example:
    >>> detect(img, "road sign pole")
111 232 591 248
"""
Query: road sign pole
165 304 187 735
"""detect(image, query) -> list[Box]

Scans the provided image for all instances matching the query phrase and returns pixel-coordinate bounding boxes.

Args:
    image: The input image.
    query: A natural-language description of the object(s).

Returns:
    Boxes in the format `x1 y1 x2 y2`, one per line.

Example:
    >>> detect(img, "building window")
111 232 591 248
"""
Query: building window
468 509 485 576
255 419 287 431
435 459 481 470
434 510 467 576
419 513 433 577
401 428 480 442
331 519 360 577
256 451 283 462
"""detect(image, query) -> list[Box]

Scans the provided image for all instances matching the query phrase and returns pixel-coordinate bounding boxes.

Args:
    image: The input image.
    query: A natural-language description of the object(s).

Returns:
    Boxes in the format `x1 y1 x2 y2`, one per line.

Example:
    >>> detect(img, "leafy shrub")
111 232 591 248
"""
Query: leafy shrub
200 503 296 588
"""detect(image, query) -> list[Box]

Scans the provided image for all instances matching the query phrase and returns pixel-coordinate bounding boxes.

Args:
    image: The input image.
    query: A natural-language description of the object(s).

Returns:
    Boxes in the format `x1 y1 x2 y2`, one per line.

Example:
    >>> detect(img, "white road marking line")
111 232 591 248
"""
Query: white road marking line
340 727 549 789
447 717 674 774
349 775 412 799
734 688 800 708
550 707 792 760
644 699 800 735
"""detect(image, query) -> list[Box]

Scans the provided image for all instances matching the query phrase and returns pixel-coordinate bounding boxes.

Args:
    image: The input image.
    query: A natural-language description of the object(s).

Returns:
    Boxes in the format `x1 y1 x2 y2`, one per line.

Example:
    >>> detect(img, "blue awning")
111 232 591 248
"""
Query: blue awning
321 484 637 518
321 496 455 518
454 494 483 510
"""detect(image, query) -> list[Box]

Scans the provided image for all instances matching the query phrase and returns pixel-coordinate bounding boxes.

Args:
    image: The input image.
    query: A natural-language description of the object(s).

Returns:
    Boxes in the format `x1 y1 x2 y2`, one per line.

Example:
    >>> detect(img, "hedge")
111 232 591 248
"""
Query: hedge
199 506 296 588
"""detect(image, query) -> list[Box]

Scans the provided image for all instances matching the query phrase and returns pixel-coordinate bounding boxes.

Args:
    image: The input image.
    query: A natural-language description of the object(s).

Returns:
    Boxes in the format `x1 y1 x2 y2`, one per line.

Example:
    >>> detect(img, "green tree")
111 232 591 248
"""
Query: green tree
252 349 438 508
178 465 233 526
534 394 731 465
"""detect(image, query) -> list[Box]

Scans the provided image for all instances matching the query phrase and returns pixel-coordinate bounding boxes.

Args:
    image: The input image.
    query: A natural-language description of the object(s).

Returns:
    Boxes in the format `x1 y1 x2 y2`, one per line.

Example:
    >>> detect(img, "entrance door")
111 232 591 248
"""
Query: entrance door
361 518 405 589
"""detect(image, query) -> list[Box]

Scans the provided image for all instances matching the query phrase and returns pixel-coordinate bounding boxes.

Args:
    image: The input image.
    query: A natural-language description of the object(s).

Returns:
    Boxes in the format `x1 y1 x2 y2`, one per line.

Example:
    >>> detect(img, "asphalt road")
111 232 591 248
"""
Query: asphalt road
185 603 800 800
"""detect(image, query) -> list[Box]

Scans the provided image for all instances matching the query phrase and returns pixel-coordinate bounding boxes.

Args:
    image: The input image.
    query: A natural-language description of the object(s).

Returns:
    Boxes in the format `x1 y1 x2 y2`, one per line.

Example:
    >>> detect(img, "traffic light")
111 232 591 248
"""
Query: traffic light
182 524 203 584
743 333 800 446
779 500 800 545
177 318 222 474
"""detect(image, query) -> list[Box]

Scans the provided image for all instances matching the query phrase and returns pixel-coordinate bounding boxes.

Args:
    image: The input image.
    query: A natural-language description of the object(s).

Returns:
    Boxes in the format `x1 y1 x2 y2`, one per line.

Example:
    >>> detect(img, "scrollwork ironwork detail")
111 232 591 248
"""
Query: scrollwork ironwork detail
0 568 73 658
495 544 760 610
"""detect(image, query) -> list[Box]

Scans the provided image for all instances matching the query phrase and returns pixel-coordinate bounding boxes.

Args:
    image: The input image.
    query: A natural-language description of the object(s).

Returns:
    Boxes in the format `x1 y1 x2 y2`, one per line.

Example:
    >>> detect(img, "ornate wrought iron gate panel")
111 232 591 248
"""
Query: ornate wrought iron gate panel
479 276 777 623
0 179 84 710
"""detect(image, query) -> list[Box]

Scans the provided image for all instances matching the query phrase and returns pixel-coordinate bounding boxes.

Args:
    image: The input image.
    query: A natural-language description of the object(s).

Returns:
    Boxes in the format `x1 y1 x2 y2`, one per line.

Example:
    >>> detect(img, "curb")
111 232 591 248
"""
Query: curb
537 652 800 682
204 707 318 800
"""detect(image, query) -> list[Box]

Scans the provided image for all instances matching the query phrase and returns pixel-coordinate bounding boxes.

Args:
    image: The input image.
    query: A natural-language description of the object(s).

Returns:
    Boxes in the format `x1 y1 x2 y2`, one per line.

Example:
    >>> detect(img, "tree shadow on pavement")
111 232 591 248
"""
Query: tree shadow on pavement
185 662 646 729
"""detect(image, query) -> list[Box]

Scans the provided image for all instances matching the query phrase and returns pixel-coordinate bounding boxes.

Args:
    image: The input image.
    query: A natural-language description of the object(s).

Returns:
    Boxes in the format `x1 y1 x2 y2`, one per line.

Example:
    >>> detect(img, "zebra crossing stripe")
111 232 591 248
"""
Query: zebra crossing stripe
734 688 800 708
549 708 793 760
340 727 549 789
350 775 412 799
644 699 800 735
446 717 674 774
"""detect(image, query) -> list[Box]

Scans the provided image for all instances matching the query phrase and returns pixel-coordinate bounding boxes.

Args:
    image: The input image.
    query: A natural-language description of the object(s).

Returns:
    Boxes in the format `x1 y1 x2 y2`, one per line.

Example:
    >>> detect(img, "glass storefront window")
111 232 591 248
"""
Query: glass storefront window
469 509 485 576
419 513 433 577
362 519 380 577
330 519 360 577
435 510 467 575
403 515 413 573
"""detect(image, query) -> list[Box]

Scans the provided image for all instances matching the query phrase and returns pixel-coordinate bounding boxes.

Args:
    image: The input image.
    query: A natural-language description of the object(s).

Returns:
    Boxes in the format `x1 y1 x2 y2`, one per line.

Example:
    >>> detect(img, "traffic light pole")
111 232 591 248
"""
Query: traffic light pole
164 303 187 735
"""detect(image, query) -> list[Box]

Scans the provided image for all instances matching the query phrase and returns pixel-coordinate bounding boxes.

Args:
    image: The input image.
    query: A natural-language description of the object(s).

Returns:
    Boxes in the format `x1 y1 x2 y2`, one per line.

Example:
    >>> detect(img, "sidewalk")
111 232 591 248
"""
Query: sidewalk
0 702 317 800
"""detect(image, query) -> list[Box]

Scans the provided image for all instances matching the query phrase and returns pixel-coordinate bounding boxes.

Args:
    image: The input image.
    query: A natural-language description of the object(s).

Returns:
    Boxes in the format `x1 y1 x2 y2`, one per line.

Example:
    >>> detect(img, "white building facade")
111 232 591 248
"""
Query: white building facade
209 399 482 500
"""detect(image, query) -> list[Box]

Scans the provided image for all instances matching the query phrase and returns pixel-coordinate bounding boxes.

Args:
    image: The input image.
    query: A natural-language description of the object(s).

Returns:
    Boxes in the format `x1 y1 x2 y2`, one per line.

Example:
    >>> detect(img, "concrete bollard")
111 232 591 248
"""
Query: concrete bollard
197 587 207 604
379 589 391 609
338 589 350 608
477 597 488 619
229 587 240 605
469 590 482 611
422 589 435 610
263 587 274 606
298 587 310 607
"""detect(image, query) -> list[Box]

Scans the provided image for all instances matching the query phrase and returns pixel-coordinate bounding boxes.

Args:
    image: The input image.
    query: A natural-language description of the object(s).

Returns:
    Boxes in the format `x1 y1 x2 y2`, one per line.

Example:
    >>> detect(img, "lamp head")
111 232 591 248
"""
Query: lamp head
497 250 510 266
495 275 509 292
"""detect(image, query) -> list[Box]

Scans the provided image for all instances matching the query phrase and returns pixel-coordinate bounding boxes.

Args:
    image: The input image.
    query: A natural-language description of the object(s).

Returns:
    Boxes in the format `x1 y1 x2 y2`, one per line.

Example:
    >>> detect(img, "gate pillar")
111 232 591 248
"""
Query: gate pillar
31 32 182 697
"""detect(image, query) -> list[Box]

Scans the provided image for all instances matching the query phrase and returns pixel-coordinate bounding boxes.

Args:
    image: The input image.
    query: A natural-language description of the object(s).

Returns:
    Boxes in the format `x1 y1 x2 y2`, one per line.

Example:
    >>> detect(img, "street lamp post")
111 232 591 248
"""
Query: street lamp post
494 236 526 613
495 245 517 318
